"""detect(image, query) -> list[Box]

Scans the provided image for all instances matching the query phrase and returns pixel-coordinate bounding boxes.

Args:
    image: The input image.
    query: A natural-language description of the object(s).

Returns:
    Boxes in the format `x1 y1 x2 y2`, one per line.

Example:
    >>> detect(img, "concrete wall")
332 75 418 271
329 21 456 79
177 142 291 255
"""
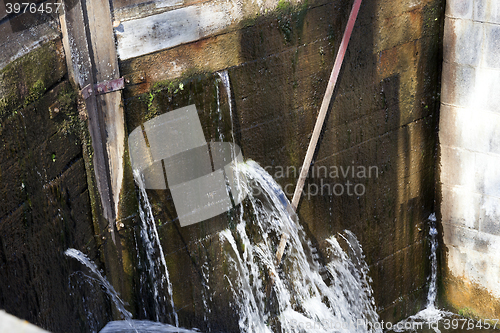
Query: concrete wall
439 0 500 318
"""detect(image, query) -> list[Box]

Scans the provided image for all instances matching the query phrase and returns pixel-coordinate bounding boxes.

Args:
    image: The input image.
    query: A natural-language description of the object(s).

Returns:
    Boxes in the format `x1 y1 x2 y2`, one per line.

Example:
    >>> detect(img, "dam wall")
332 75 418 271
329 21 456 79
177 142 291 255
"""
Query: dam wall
0 0 446 330
118 0 444 324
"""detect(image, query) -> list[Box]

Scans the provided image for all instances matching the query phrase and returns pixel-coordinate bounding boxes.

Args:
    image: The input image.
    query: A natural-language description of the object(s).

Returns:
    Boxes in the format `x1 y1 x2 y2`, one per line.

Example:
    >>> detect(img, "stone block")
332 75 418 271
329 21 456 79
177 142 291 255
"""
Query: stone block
443 18 482 67
479 194 500 236
443 224 500 300
472 67 500 113
474 152 500 198
440 146 476 189
377 40 419 79
474 0 500 24
446 0 473 19
441 61 476 107
438 103 460 147
484 24 500 69
441 185 481 229
370 241 427 320
374 8 423 53
440 104 500 155
374 0 435 21
331 83 384 124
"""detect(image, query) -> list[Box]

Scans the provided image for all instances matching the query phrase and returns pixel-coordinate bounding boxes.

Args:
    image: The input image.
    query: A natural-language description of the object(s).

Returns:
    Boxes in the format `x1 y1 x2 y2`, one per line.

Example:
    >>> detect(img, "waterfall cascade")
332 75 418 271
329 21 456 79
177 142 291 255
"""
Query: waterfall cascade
218 160 381 333
70 71 382 332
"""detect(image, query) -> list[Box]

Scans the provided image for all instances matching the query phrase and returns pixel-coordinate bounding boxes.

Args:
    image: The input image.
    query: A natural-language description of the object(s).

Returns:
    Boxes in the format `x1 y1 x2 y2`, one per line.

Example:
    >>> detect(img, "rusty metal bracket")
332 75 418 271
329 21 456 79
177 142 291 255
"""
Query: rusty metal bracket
82 77 125 99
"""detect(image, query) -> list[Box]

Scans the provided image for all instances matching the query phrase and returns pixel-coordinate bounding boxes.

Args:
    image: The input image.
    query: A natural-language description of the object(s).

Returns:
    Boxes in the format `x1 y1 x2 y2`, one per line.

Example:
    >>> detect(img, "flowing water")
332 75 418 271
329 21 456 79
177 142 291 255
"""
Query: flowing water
114 71 380 331
134 169 178 326
68 168 497 333
220 160 381 333
64 248 134 323
117 157 381 333
386 214 496 333
65 72 464 332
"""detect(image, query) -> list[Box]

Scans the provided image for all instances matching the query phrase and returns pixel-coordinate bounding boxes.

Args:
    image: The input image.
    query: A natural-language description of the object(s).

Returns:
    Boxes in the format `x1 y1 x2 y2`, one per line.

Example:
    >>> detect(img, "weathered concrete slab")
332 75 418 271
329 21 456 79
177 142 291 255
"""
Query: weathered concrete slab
440 0 500 319
479 194 500 236
440 146 476 189
373 8 423 53
443 18 482 67
474 0 500 24
441 61 476 107
439 104 500 155
484 24 500 69
474 152 500 198
441 184 481 229
442 223 500 299
472 67 500 113
446 0 473 19
0 310 50 333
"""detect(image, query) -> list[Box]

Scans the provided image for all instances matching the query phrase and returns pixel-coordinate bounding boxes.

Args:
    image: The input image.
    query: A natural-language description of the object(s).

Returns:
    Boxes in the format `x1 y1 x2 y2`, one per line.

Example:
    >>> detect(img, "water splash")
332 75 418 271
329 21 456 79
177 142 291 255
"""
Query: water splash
389 213 454 333
134 169 178 326
64 248 132 321
217 160 380 332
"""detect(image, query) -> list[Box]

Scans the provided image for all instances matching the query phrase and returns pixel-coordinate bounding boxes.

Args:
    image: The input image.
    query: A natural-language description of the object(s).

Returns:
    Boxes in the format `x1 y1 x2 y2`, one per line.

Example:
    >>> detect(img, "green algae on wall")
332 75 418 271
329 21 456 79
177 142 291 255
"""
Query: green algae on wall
0 74 114 332
0 40 66 120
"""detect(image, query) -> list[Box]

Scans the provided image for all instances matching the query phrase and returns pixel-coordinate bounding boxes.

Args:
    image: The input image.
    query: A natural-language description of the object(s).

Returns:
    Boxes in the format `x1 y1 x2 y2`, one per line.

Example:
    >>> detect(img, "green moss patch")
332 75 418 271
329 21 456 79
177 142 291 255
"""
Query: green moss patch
0 40 66 120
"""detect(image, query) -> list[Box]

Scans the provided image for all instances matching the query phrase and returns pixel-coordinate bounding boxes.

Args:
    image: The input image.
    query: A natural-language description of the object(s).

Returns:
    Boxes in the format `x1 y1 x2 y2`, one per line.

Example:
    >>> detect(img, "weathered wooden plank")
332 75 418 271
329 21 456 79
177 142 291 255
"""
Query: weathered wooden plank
85 0 126 226
115 0 242 60
112 0 184 22
0 18 59 71
61 0 126 231
60 0 115 226
60 0 92 87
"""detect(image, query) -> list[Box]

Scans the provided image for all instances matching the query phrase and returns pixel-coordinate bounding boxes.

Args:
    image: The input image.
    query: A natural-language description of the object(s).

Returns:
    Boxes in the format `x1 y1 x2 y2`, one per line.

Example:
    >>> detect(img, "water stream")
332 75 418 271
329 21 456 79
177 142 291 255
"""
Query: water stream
65 248 132 321
223 160 381 333
134 169 179 326
71 71 390 332
388 213 456 333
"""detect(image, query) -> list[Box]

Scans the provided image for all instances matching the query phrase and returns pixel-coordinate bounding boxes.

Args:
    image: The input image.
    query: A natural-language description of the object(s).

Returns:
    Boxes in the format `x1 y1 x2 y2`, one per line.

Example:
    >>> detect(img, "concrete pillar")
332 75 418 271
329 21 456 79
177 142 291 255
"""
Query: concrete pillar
440 0 500 318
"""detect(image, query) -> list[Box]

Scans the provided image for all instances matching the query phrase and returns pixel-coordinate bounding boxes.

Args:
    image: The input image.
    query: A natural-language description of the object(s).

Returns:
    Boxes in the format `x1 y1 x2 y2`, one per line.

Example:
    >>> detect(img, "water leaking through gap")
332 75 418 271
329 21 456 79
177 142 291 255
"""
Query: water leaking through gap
388 213 457 333
64 249 140 333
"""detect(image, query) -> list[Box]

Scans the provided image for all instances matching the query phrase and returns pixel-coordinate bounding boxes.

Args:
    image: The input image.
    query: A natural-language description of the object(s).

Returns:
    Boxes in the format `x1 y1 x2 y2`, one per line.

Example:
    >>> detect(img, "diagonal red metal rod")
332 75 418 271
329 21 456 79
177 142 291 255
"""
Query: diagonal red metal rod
275 0 363 264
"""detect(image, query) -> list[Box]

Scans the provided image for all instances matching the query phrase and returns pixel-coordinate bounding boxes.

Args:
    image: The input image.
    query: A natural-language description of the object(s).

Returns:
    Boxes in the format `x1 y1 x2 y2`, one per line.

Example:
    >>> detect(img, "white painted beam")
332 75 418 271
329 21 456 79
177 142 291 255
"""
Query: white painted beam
114 0 243 60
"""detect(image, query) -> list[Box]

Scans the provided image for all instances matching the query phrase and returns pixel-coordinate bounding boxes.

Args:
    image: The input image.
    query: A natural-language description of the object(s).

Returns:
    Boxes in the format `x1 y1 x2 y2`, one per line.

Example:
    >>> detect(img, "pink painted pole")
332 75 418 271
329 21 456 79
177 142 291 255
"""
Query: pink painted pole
275 0 363 264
